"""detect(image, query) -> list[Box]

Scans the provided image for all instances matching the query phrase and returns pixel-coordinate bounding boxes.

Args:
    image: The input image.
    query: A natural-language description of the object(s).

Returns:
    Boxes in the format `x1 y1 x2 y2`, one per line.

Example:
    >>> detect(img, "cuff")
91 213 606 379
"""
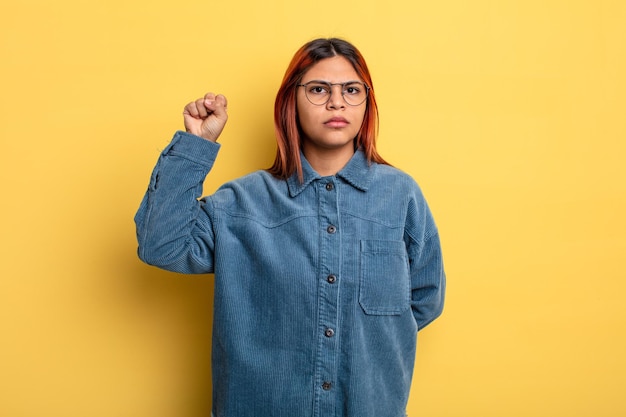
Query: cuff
164 130 221 167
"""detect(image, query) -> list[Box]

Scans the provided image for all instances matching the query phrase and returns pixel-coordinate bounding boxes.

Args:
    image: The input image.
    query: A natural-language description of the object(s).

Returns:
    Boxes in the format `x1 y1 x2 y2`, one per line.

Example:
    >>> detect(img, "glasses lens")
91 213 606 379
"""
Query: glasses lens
342 82 368 106
304 83 331 105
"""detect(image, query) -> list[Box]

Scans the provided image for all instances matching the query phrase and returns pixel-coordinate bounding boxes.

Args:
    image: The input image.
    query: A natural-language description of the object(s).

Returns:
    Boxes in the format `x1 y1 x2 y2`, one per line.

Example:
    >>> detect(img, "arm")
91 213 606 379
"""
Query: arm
409 231 446 330
134 93 228 273
405 193 446 330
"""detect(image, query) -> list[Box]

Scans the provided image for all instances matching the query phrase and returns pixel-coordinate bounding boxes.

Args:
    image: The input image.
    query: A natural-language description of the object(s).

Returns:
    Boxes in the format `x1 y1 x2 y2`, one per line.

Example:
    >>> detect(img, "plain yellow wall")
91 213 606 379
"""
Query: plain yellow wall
1 1 625 416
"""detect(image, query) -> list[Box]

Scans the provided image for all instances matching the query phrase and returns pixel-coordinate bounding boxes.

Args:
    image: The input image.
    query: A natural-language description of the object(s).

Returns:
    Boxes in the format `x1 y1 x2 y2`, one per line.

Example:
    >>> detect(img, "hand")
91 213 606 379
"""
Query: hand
182 93 228 142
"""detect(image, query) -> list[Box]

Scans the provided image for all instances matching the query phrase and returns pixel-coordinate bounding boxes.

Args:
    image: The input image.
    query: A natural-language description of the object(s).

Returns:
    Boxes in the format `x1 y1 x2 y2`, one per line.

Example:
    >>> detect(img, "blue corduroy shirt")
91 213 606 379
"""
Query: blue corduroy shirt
135 131 445 417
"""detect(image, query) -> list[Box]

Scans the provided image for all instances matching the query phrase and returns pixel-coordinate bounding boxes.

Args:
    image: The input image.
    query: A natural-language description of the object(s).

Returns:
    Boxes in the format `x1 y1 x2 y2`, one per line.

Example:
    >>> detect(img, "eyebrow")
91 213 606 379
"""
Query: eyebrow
303 79 363 85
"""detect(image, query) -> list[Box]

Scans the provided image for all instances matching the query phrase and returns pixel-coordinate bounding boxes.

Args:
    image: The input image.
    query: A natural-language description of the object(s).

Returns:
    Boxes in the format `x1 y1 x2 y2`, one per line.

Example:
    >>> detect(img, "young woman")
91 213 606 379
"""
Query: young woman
135 38 445 417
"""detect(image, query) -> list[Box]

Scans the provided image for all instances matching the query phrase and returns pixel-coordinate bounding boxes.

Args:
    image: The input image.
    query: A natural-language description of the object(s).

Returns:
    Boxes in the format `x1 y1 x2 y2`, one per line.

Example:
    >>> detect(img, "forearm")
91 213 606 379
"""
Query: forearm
410 232 446 330
135 131 220 273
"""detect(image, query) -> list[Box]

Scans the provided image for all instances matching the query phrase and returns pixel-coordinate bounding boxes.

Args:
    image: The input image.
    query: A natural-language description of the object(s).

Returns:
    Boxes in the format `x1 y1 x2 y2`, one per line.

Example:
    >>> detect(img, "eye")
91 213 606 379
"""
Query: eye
344 83 362 95
308 83 330 95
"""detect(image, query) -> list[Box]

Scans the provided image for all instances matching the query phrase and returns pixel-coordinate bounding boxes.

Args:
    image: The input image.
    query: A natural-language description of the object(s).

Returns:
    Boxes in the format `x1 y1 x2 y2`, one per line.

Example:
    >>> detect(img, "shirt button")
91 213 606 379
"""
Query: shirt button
325 328 335 338
327 225 337 234
325 182 334 191
327 274 337 284
322 381 332 391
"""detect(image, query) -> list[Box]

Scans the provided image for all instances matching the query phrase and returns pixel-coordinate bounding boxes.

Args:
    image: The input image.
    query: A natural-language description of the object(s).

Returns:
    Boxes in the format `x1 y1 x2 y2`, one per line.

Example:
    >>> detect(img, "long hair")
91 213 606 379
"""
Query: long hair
268 38 388 181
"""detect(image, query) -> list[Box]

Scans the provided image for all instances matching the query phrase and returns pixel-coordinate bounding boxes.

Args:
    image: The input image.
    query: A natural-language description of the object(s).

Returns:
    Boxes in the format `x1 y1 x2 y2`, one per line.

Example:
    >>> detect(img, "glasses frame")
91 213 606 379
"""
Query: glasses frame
297 80 370 106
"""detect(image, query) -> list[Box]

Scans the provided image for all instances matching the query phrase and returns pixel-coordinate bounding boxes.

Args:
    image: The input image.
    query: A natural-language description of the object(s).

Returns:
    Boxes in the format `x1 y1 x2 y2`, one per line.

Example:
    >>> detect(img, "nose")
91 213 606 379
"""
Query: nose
326 85 345 109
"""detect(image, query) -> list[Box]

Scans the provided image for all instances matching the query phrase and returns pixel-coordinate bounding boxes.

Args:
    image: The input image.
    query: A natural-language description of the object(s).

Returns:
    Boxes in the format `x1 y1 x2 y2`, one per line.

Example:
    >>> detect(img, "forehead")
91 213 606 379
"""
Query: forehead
301 56 361 83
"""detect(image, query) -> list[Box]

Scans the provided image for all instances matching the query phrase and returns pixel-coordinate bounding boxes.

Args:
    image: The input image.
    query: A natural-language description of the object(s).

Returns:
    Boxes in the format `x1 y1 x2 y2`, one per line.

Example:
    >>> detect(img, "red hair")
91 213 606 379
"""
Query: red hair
268 38 388 181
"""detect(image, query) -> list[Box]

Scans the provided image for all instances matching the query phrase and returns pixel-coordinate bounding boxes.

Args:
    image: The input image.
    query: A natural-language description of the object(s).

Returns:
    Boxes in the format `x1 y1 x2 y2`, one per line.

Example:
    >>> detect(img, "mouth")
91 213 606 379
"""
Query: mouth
324 117 349 128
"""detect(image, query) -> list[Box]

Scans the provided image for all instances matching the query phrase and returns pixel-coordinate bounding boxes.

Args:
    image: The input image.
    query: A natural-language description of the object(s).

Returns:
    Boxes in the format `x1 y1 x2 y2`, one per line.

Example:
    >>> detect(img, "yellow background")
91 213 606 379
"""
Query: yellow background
1 0 625 416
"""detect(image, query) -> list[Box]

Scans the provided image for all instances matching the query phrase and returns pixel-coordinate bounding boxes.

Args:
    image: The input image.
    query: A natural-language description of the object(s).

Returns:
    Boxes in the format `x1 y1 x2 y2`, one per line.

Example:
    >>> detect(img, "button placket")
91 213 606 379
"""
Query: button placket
314 178 340 416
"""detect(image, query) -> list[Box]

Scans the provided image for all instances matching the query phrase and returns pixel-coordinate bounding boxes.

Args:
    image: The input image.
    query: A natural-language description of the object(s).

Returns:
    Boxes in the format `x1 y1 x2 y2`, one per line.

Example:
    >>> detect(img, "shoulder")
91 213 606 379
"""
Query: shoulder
204 170 293 217
372 163 438 239
203 170 316 226
223 169 281 190
211 170 283 200
371 163 424 198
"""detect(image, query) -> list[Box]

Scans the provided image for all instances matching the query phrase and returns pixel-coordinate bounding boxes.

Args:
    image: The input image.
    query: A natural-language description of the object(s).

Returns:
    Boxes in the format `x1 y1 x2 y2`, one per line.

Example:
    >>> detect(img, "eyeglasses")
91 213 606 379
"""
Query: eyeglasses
297 80 369 106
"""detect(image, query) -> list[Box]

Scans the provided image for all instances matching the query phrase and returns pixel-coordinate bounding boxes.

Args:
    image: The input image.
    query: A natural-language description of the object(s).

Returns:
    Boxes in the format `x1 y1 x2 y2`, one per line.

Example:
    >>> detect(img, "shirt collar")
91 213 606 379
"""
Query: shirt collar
286 148 374 197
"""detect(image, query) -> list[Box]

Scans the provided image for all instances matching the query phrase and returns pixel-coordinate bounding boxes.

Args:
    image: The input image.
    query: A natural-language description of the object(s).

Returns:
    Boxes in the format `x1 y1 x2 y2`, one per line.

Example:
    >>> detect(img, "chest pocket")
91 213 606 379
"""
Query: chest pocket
359 240 410 315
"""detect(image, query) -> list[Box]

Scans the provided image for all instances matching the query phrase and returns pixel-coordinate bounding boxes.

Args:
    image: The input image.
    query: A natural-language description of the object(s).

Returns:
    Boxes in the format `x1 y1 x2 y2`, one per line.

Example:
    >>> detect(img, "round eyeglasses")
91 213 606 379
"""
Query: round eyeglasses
297 81 369 106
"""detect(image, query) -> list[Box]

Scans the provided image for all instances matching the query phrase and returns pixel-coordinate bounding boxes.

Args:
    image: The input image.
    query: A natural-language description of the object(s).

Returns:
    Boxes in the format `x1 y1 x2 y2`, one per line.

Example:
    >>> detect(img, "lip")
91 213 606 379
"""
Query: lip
324 117 349 128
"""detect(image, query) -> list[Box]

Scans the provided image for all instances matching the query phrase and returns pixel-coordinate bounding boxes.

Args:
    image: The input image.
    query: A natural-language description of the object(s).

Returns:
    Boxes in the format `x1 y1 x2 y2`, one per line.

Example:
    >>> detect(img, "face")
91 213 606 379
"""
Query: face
297 56 367 158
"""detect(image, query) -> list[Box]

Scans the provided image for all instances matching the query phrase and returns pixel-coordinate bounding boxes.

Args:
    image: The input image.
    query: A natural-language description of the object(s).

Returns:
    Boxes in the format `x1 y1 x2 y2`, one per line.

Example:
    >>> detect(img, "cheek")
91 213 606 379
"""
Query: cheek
298 114 317 139
359 108 367 124
353 107 367 130
296 101 317 132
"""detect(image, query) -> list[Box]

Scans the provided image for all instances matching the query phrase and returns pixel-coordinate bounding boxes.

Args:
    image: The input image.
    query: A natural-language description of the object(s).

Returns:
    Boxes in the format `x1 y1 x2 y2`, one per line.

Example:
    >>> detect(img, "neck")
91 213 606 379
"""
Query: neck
302 144 355 176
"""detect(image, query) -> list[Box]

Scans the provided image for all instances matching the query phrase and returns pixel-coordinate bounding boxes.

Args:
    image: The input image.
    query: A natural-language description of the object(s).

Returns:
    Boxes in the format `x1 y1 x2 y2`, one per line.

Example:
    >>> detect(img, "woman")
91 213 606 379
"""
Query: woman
135 38 445 417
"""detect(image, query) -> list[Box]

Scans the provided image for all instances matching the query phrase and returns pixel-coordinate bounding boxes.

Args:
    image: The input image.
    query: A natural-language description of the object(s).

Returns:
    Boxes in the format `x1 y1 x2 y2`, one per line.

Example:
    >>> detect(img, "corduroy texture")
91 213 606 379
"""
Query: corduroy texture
135 131 445 417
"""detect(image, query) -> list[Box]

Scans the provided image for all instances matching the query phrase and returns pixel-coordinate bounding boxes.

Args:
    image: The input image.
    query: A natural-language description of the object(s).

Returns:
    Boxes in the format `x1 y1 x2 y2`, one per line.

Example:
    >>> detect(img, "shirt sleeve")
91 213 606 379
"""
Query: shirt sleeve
134 131 221 274
405 192 446 330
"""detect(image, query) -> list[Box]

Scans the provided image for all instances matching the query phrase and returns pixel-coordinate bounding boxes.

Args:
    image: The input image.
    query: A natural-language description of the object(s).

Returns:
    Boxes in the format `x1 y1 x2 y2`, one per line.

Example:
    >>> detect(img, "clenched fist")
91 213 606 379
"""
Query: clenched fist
183 93 228 142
